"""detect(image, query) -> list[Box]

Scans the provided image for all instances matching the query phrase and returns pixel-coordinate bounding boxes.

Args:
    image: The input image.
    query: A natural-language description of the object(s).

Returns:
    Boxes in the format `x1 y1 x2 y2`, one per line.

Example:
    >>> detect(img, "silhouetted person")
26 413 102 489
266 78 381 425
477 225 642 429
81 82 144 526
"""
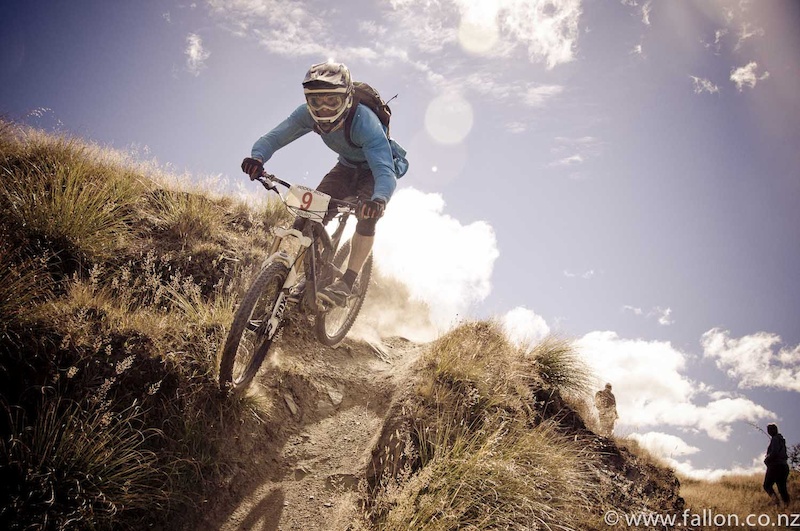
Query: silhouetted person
594 383 619 436
763 423 791 506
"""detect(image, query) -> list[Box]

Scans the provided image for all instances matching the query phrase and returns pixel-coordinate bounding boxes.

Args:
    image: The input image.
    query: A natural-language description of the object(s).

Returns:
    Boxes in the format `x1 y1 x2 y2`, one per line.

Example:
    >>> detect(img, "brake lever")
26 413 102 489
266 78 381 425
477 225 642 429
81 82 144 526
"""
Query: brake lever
257 173 278 191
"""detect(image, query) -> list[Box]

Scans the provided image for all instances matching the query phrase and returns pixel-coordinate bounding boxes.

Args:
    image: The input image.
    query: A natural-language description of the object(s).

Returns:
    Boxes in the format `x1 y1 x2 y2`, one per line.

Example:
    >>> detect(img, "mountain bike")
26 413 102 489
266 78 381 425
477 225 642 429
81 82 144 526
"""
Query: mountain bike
218 173 372 392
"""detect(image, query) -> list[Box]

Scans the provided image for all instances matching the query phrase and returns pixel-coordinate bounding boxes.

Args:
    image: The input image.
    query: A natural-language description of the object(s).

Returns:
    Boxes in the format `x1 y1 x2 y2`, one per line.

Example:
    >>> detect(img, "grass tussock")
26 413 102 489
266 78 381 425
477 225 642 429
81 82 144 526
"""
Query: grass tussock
367 321 605 530
0 396 165 529
528 336 594 397
0 245 51 337
146 189 227 243
0 128 149 263
0 119 283 529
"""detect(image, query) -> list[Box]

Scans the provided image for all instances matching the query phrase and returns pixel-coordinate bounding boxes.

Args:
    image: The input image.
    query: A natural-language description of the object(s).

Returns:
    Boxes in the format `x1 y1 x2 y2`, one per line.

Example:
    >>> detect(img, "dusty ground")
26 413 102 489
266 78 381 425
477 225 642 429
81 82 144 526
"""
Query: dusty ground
199 331 421 531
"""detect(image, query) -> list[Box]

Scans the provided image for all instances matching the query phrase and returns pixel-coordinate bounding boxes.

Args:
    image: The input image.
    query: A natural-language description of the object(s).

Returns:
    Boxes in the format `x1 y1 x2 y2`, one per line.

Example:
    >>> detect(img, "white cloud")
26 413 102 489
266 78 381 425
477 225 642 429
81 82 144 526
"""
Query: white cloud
730 61 769 91
690 75 720 95
495 0 583 68
628 431 700 459
524 84 565 106
623 305 644 316
735 22 764 50
550 154 583 167
702 28 728 54
418 73 564 124
641 1 652 25
655 306 673 326
506 121 528 133
211 0 582 68
701 328 800 392
501 306 551 346
373 187 499 331
564 269 595 279
622 305 674 325
390 0 459 54
667 456 762 481
208 0 333 57
548 136 602 173
185 33 210 75
576 331 775 440
359 20 387 38
459 73 563 109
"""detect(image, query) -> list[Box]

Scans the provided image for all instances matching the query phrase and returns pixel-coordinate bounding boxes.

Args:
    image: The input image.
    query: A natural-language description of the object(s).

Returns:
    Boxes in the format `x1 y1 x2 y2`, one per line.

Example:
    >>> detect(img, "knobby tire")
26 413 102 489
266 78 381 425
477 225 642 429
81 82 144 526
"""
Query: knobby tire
314 240 372 346
219 261 290 391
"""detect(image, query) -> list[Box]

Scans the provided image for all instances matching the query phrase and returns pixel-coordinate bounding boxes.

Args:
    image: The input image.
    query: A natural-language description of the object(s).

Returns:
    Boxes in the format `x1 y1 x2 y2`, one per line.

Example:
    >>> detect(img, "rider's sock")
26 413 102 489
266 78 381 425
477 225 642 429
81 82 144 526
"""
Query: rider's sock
342 269 357 289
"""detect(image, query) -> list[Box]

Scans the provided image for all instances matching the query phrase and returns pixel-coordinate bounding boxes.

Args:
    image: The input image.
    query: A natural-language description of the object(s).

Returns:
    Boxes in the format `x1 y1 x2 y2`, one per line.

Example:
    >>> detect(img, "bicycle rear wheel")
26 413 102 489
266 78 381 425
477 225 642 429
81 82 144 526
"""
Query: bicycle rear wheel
315 240 372 347
219 262 289 391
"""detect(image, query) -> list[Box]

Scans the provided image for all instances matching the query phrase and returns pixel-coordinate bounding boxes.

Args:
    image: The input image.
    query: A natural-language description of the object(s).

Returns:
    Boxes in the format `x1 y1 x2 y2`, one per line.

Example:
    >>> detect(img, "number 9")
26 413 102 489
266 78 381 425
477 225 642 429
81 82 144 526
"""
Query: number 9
301 191 313 210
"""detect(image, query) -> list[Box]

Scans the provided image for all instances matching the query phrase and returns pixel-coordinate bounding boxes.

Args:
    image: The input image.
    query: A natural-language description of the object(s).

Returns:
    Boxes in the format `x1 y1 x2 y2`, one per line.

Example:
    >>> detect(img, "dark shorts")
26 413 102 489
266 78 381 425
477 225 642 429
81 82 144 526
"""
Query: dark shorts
316 162 374 202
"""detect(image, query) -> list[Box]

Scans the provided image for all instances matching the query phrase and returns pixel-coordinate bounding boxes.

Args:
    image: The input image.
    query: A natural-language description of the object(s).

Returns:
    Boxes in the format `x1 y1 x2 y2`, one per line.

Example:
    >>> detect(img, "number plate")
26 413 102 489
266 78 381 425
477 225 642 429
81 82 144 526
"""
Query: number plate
285 185 331 221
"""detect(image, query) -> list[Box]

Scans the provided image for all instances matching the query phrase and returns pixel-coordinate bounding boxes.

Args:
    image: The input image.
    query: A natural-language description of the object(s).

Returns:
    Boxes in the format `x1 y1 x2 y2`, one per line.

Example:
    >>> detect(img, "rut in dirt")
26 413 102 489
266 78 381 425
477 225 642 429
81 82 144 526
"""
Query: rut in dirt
199 335 421 531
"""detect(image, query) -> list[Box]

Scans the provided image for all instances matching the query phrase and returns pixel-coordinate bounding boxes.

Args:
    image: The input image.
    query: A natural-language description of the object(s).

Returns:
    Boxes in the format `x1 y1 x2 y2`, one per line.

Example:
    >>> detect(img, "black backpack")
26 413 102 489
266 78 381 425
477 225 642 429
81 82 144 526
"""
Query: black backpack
343 82 394 148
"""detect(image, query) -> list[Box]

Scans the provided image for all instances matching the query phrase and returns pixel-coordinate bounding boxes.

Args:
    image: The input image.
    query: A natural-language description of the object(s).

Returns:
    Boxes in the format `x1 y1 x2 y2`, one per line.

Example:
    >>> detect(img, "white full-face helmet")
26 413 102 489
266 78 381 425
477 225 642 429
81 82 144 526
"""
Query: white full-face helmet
302 62 354 134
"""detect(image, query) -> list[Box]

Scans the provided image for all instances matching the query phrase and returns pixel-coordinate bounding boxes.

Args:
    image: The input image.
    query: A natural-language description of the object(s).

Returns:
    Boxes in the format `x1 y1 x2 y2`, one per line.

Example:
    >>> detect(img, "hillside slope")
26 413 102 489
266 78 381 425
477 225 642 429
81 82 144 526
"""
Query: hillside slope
0 121 684 530
198 322 685 531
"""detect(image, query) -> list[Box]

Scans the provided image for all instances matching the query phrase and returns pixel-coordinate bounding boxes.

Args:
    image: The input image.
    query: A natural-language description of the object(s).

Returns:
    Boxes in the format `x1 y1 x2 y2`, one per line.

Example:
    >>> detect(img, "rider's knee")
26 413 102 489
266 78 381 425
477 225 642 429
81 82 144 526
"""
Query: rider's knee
355 217 378 237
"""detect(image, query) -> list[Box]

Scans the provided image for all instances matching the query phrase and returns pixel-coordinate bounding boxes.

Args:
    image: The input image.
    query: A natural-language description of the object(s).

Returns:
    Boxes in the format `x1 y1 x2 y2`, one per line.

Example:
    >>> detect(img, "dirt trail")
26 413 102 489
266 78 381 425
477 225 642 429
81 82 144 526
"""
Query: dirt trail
201 334 421 531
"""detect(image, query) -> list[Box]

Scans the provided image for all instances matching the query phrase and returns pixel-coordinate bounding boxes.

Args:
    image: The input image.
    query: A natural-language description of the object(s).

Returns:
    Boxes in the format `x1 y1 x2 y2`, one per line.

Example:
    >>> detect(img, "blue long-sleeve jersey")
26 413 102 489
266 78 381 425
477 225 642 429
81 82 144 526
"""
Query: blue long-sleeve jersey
251 103 403 203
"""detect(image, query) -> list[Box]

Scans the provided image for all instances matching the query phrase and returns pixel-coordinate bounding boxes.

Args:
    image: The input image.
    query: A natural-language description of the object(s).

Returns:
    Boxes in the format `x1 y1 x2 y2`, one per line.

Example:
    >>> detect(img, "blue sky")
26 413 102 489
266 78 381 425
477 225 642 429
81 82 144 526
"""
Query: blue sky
2 0 798 479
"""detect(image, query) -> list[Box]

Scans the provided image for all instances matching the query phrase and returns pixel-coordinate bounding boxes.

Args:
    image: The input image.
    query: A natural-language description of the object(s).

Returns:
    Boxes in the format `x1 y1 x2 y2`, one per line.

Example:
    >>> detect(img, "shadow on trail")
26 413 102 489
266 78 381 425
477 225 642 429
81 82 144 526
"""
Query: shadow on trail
234 487 285 531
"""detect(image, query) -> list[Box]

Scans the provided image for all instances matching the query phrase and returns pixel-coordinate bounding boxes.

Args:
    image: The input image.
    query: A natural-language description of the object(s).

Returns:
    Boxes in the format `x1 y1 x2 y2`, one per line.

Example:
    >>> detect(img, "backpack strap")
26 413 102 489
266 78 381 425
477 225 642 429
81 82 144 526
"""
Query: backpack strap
343 95 391 148
343 95 361 148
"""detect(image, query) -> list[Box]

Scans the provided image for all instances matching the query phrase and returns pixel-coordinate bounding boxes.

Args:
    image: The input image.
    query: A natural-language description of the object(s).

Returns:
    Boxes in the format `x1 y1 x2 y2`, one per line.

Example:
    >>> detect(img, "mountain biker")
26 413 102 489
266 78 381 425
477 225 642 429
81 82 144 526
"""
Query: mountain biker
241 61 407 307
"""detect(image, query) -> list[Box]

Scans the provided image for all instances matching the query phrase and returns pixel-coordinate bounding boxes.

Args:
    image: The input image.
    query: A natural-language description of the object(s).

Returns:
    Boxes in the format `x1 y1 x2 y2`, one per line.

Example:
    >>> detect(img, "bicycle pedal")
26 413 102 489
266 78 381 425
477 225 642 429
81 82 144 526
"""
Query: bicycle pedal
286 292 302 303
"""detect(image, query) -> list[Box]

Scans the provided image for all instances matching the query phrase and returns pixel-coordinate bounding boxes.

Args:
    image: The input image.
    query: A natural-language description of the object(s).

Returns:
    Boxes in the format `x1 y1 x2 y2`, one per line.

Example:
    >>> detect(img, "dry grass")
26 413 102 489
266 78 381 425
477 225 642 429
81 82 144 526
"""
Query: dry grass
527 336 594 397
0 126 151 263
0 245 51 338
680 473 800 530
0 396 165 529
0 119 281 529
367 321 606 530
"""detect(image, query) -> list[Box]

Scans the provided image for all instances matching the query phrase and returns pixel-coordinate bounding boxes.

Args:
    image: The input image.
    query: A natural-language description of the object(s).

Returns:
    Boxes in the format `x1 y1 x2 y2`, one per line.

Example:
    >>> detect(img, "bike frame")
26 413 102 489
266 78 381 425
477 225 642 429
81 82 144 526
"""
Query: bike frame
255 174 357 340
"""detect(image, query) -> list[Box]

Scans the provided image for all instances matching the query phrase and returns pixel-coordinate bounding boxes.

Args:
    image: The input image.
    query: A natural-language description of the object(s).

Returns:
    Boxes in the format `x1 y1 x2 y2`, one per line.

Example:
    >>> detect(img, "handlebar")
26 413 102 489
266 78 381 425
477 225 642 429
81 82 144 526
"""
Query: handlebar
255 172 360 212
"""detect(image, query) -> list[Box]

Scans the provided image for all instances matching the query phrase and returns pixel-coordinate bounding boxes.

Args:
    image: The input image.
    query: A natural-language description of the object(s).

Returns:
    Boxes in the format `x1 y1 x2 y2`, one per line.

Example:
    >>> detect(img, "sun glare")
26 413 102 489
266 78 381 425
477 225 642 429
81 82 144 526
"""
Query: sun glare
457 0 500 55
425 92 474 145
458 18 499 55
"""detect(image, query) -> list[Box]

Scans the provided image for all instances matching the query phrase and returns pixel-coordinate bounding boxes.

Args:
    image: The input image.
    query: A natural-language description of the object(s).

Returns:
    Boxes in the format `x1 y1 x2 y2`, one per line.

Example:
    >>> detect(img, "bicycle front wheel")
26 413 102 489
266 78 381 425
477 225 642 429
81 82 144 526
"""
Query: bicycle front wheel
315 240 372 347
219 262 290 391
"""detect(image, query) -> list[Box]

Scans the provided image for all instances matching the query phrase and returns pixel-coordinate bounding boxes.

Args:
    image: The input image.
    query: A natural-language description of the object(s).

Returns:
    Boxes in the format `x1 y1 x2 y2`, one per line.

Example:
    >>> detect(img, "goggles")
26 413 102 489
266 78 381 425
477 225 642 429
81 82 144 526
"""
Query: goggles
305 92 348 112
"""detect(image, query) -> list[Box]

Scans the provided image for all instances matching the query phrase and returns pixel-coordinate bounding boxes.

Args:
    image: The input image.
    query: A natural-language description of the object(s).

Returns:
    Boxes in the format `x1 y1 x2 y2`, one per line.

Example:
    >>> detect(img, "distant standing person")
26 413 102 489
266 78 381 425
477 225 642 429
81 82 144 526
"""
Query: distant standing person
594 383 619 436
763 423 791 506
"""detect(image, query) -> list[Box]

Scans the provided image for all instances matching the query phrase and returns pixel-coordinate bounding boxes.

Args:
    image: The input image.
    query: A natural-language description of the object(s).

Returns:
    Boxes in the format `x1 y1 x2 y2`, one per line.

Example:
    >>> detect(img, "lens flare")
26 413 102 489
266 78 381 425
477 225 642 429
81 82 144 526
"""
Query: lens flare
424 92 474 145
458 18 499 55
